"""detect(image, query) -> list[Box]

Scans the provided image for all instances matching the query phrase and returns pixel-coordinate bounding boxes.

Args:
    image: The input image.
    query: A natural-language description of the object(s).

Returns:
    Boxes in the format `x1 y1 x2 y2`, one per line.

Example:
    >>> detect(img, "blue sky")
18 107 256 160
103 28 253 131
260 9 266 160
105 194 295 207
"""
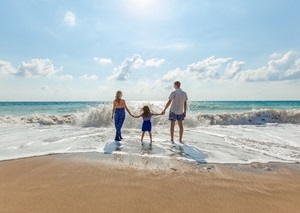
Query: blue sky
0 0 300 101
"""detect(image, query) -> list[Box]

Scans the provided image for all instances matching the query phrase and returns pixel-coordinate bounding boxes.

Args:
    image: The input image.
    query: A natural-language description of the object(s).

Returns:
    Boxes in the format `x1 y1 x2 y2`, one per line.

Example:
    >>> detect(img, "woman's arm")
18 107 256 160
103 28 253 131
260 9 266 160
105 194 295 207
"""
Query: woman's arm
124 100 133 117
111 101 116 119
133 115 141 118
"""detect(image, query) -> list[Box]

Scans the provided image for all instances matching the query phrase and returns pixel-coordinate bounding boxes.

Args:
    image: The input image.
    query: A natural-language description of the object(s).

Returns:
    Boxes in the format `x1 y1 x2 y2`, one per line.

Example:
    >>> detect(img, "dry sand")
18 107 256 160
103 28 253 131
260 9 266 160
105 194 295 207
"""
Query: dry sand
1 154 300 213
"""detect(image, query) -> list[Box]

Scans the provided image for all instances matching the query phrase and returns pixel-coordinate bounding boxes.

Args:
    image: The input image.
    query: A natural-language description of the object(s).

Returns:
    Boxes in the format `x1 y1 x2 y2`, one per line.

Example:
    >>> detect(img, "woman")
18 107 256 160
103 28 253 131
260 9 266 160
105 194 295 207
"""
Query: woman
112 91 133 141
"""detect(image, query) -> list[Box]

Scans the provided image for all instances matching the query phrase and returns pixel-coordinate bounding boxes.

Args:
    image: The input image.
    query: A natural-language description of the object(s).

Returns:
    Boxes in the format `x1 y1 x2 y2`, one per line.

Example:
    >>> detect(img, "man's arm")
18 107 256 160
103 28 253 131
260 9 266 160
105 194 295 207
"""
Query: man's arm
184 100 187 117
161 99 172 115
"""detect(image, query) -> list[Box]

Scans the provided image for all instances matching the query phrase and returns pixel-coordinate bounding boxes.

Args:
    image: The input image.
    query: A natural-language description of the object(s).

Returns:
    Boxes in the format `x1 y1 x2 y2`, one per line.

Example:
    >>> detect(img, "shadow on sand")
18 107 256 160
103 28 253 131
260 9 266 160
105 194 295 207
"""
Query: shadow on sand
181 144 208 164
103 141 122 154
139 142 153 155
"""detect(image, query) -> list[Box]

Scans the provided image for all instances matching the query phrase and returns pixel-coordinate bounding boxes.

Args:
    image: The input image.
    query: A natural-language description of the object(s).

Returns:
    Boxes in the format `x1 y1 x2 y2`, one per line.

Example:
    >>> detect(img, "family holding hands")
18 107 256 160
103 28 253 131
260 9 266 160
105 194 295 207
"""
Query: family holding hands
111 81 188 145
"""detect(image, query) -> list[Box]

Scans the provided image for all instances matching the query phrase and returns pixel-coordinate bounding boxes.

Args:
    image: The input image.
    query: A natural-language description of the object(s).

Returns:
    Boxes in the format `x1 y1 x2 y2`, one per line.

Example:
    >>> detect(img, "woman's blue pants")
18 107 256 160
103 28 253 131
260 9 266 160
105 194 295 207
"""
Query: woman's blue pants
114 108 125 141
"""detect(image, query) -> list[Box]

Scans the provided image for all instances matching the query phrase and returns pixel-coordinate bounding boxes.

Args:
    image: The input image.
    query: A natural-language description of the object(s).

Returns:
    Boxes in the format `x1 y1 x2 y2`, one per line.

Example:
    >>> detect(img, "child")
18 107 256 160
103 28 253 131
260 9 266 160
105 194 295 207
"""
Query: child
133 106 162 144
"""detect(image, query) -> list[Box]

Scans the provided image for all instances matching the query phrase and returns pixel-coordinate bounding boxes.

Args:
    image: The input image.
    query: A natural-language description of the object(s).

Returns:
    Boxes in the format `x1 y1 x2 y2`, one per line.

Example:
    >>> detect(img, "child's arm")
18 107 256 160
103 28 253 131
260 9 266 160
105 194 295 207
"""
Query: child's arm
133 115 142 118
152 112 163 116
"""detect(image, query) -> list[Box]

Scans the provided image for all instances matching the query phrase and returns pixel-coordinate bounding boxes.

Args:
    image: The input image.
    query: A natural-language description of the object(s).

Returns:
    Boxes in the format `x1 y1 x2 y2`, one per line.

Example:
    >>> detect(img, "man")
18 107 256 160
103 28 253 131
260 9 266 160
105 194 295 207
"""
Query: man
162 81 188 144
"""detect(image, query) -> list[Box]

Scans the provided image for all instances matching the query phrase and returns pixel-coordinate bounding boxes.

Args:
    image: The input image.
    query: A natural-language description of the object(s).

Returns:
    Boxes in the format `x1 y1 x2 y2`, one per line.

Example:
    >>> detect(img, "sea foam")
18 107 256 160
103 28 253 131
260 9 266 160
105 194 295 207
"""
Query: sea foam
1 105 300 127
1 102 299 164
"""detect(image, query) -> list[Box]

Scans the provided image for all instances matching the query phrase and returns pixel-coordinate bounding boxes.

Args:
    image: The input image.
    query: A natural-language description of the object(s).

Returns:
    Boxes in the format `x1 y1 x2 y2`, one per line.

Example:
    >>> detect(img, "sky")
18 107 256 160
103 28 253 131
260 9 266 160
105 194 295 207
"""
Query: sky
0 0 300 101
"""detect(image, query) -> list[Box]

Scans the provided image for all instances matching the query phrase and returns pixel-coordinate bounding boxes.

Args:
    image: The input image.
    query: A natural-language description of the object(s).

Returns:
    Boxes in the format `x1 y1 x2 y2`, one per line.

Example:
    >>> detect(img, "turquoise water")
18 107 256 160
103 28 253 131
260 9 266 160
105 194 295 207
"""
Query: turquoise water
188 101 300 113
0 101 108 116
0 101 299 116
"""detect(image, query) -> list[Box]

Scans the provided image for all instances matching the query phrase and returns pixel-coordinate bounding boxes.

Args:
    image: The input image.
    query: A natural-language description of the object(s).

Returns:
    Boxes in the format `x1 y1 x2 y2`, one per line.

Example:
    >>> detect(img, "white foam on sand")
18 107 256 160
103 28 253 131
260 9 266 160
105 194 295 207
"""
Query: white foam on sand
0 121 299 164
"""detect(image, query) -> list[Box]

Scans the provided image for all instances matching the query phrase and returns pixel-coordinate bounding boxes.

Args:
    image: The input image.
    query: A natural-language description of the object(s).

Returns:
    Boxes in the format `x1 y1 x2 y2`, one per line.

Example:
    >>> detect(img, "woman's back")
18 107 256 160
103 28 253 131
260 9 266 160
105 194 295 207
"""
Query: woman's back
114 99 125 108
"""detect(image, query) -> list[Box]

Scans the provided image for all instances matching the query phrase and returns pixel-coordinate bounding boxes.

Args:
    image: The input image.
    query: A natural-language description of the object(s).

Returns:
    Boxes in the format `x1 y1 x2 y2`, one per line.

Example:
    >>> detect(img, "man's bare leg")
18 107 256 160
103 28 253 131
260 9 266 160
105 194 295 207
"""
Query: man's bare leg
170 121 175 143
178 120 184 143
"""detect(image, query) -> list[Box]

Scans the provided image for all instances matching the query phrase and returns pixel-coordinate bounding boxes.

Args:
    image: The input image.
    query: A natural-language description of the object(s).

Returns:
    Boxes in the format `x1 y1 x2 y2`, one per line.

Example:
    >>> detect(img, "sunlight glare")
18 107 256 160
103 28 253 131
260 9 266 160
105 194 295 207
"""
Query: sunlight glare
126 0 162 18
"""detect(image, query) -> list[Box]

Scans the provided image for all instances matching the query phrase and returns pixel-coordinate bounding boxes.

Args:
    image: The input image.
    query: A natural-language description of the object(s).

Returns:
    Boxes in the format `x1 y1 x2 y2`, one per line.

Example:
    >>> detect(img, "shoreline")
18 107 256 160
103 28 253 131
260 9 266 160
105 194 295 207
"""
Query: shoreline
1 152 299 170
1 153 300 213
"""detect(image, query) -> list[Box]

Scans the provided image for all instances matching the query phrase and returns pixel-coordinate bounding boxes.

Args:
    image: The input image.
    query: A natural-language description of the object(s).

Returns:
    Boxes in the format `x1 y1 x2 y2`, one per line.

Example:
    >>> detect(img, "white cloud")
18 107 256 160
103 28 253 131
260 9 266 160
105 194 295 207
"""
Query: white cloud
187 56 232 79
225 60 245 79
64 11 76 26
158 69 185 90
108 54 143 81
158 51 300 84
0 60 17 76
59 75 73 80
93 57 112 65
108 54 144 81
270 52 282 59
80 74 98 80
18 59 62 77
108 54 165 81
161 68 185 82
131 54 144 69
145 58 165 67
284 58 300 79
268 51 297 71
238 67 268 82
154 68 187 91
238 51 300 81
0 58 64 78
156 56 233 89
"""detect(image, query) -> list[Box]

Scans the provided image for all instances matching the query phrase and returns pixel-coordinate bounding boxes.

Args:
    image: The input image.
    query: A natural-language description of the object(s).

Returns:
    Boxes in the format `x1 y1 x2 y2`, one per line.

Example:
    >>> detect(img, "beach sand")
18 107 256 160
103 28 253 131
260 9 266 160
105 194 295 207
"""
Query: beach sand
1 154 300 213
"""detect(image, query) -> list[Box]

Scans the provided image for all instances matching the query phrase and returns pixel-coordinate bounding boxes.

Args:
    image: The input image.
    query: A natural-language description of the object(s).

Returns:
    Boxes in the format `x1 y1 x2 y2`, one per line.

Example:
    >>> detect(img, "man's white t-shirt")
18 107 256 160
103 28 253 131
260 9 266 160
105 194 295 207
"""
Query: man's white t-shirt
168 89 188 115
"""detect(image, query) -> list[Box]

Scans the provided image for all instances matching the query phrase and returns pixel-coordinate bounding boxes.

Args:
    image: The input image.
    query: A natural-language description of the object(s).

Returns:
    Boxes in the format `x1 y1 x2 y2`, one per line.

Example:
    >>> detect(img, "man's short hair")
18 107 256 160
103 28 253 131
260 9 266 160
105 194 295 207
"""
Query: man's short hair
174 81 181 88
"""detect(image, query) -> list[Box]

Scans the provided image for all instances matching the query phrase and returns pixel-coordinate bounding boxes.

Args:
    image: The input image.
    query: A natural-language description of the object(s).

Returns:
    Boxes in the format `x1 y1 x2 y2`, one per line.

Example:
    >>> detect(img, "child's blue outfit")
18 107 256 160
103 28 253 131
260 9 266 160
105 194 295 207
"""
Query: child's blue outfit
142 114 152 132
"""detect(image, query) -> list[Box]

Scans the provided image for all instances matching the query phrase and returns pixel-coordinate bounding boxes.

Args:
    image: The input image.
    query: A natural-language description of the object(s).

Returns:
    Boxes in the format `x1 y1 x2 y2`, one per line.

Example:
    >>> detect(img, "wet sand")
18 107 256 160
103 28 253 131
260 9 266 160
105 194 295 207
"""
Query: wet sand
1 154 300 213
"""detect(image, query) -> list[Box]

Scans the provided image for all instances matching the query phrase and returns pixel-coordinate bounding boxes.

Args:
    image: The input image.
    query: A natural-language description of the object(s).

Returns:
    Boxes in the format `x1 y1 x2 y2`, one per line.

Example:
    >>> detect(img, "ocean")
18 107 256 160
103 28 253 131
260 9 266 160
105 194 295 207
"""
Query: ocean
0 101 300 164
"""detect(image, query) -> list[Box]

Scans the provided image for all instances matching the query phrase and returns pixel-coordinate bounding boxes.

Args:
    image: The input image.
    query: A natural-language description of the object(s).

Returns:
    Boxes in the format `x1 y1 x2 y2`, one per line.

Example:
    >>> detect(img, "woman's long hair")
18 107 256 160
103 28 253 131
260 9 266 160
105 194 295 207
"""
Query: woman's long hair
115 91 122 104
141 106 151 118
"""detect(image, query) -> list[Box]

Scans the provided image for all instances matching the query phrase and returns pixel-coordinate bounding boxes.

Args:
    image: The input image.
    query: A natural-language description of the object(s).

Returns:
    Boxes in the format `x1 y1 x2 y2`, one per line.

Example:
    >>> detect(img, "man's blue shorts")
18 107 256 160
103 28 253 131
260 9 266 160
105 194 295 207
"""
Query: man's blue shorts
169 111 185 121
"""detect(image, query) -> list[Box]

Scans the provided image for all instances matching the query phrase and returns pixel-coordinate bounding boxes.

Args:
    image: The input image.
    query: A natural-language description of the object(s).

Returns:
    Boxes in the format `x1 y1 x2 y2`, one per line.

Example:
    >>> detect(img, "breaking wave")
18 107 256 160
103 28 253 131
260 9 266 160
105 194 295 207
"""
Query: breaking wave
0 105 300 127
193 108 300 125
